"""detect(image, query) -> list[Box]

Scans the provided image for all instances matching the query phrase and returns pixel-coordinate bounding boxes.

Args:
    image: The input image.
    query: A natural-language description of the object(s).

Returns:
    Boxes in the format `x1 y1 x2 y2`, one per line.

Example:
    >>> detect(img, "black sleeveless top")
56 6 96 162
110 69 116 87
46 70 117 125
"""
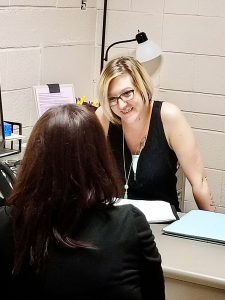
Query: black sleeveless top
108 101 180 211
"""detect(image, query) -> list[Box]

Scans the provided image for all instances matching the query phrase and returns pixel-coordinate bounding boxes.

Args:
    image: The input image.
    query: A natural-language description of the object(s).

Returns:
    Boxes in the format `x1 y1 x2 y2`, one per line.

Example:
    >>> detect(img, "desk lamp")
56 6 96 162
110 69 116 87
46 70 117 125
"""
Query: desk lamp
100 31 162 72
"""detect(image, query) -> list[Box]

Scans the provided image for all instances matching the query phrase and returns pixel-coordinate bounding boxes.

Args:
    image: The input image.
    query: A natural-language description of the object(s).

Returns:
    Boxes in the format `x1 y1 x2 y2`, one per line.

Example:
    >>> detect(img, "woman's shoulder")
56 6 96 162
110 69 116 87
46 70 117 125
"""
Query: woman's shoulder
113 202 144 214
109 203 149 228
160 101 182 120
159 101 184 132
109 204 155 246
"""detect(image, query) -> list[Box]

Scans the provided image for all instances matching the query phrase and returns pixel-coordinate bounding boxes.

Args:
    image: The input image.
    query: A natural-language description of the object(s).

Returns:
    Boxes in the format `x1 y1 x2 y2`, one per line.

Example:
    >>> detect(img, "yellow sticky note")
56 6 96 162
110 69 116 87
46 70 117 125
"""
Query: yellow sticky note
92 99 99 107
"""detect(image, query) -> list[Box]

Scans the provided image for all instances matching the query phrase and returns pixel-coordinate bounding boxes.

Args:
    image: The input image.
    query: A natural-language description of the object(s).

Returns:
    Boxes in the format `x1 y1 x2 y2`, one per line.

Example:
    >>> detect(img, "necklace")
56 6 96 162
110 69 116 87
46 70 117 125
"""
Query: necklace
122 104 151 199
122 132 147 199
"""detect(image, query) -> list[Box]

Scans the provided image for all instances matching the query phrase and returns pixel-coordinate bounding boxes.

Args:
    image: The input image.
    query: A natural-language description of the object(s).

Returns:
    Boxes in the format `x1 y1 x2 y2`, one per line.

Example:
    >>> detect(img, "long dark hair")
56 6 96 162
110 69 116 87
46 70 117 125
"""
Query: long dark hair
6 104 123 273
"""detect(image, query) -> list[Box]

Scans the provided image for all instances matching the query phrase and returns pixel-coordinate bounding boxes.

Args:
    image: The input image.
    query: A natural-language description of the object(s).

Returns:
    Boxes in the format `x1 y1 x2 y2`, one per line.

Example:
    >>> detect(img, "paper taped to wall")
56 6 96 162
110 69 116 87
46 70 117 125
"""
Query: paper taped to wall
33 84 75 117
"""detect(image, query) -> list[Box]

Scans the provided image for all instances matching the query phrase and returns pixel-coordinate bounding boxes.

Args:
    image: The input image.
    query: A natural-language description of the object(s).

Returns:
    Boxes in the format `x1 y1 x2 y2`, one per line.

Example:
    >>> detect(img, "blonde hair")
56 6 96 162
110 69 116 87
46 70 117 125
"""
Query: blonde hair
97 56 153 124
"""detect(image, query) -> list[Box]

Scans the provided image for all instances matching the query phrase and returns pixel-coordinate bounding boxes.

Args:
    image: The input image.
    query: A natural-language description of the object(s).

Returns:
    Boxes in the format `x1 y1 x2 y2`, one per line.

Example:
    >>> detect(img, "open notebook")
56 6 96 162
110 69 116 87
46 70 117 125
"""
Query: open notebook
163 210 225 245
115 199 178 223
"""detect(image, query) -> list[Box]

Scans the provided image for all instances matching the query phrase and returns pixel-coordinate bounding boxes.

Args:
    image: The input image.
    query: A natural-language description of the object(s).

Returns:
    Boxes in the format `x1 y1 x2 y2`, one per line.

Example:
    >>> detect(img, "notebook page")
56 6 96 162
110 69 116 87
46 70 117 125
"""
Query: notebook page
116 199 177 223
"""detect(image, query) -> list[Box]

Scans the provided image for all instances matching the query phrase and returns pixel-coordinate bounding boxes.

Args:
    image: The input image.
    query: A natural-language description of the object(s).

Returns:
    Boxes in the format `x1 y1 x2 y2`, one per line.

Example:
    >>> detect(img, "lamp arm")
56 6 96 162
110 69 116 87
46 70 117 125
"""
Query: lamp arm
104 38 136 62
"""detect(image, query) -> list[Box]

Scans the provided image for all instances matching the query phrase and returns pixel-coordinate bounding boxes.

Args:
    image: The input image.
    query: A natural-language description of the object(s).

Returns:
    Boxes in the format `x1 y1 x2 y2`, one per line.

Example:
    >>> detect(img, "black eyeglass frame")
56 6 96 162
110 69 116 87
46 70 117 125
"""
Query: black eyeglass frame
108 90 135 107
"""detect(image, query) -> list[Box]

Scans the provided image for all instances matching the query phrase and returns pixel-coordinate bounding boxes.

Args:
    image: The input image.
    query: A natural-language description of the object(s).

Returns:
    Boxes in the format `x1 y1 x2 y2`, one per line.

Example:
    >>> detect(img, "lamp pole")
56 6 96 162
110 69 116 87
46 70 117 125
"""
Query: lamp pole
100 0 108 73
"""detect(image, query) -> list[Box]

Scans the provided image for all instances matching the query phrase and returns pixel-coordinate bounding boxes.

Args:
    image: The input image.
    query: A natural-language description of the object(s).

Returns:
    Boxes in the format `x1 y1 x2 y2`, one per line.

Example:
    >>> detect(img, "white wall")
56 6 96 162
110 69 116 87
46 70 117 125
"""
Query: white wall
0 0 224 212
0 0 97 139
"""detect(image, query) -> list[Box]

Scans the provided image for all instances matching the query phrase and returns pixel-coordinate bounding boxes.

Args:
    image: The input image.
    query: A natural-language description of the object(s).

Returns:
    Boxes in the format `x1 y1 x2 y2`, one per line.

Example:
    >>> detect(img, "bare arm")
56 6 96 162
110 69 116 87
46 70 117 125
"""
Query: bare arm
162 102 214 211
95 106 109 137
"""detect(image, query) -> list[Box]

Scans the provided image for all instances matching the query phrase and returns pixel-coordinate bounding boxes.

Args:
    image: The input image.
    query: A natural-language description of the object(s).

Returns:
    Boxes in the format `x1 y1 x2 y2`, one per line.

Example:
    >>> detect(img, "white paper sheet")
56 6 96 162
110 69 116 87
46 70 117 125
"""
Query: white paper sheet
33 84 75 117
115 199 177 223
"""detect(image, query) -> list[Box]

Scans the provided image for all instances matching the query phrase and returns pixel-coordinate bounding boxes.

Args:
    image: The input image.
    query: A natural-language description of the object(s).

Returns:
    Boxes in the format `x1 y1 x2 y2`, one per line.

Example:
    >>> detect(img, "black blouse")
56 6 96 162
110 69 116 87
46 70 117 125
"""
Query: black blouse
108 101 179 211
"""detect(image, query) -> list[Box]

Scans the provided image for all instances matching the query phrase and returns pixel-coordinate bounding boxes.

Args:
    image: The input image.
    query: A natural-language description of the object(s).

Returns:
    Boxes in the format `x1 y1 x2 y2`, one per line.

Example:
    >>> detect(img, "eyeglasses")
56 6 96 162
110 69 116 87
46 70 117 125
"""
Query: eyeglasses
108 89 134 107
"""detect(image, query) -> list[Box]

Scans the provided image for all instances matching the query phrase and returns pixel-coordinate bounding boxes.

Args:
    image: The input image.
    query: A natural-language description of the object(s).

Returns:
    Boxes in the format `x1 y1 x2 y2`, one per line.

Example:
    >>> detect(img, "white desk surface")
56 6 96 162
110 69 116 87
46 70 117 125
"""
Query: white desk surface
151 219 225 291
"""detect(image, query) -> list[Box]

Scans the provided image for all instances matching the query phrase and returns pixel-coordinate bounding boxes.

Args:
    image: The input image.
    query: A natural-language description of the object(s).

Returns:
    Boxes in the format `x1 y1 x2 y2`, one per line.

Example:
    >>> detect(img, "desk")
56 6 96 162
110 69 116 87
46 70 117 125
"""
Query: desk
151 222 225 300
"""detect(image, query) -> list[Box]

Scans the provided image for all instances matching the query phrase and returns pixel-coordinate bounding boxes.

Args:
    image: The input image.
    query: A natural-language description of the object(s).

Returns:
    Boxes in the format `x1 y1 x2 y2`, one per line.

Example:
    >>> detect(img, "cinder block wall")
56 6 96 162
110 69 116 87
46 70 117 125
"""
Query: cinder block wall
0 0 97 139
0 1 224 212
95 0 225 212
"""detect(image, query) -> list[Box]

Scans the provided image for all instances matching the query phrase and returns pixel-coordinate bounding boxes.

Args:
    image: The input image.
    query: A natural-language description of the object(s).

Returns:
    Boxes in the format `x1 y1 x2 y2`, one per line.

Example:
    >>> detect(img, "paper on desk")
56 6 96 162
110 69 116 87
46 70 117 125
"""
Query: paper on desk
115 199 177 223
33 84 75 117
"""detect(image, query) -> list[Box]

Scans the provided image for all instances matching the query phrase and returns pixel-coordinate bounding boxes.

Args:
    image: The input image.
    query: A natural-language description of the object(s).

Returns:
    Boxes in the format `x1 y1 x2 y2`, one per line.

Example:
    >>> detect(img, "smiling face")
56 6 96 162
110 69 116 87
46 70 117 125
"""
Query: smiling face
108 73 148 124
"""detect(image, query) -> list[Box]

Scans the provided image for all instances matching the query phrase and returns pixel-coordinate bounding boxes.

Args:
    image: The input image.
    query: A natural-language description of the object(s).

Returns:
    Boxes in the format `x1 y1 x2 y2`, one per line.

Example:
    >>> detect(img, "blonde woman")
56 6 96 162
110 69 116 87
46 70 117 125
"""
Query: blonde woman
96 56 214 212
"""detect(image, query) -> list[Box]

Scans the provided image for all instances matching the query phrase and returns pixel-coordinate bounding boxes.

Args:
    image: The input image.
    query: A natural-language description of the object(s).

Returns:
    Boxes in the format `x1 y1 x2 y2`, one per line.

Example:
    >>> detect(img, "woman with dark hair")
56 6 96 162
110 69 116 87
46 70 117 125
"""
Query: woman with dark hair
0 104 165 299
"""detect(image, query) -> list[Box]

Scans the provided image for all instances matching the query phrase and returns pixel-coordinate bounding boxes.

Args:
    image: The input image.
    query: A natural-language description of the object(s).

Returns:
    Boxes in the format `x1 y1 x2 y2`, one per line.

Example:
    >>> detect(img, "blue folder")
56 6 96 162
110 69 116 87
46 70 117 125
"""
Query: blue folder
162 210 225 245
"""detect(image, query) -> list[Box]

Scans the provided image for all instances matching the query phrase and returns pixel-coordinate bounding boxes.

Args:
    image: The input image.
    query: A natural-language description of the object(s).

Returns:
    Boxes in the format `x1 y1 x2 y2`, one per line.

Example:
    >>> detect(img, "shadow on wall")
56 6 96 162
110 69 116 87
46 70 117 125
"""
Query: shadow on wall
142 56 162 77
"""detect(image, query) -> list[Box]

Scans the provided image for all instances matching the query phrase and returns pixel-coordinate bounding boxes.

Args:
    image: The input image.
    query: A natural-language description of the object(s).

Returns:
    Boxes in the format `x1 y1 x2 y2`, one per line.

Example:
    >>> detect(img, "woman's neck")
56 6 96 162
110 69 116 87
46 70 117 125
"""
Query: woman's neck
122 102 152 154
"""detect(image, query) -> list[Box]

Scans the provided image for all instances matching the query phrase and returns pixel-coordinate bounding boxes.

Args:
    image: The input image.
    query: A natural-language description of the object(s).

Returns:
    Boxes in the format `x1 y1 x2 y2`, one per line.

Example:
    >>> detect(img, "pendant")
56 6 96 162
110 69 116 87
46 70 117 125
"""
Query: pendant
124 184 128 199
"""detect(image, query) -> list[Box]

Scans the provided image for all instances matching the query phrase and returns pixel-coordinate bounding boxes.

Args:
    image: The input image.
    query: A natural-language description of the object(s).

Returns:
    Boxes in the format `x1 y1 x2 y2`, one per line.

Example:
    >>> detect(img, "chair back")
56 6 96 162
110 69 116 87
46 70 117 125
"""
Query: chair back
0 161 16 206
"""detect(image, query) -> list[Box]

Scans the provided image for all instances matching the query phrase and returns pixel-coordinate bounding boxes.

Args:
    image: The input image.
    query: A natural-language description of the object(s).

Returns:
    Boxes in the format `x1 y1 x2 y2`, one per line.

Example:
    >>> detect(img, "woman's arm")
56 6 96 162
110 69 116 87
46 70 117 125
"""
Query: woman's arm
95 106 109 137
162 102 214 211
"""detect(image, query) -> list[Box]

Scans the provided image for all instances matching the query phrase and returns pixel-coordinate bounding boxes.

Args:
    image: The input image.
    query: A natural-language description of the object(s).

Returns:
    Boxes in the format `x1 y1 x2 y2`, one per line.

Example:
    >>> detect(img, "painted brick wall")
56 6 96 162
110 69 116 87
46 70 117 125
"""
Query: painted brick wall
0 0 97 139
0 1 224 212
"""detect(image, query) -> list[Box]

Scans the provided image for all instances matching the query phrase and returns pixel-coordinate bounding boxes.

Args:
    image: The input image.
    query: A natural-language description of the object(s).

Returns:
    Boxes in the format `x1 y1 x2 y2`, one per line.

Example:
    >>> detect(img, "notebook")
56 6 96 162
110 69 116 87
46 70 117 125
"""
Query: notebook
115 199 179 223
163 210 225 245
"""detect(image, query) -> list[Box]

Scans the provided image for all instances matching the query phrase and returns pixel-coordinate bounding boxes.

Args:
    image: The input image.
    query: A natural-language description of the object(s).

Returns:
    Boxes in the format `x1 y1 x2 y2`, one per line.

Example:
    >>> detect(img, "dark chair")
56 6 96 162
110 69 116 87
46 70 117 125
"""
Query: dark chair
0 161 16 206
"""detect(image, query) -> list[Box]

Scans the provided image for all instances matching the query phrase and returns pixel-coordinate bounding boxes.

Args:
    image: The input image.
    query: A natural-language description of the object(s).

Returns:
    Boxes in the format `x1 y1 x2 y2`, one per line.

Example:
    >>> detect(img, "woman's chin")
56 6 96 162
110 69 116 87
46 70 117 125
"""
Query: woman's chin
121 109 137 123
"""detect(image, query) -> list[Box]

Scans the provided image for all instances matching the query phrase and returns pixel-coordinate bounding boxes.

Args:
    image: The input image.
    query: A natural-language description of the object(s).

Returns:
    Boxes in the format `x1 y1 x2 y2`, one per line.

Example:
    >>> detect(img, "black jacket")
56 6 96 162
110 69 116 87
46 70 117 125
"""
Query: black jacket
0 204 165 299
